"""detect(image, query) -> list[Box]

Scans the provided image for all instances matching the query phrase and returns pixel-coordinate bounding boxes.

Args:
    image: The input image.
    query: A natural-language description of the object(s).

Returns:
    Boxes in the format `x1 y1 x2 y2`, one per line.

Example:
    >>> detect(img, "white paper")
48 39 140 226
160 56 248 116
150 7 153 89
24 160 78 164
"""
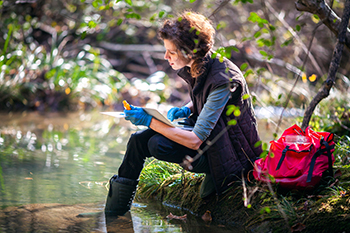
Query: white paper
100 108 175 127
100 112 125 118
143 107 174 127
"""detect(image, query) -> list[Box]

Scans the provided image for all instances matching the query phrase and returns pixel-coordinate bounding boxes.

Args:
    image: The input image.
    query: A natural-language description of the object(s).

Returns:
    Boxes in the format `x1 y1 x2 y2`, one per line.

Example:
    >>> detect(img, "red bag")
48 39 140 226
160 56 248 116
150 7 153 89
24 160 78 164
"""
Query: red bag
253 124 335 190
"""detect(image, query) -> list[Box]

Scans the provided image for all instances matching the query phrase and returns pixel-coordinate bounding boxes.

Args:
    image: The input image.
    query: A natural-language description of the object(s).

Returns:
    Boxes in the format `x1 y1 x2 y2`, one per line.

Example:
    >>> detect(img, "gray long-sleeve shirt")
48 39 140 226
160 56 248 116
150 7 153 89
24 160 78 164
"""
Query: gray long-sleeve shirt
193 83 239 141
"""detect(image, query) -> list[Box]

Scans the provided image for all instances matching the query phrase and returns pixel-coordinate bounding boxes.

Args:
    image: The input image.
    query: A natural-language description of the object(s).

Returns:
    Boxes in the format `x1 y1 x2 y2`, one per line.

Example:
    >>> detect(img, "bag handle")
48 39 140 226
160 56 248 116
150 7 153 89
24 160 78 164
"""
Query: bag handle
307 138 334 183
276 145 290 170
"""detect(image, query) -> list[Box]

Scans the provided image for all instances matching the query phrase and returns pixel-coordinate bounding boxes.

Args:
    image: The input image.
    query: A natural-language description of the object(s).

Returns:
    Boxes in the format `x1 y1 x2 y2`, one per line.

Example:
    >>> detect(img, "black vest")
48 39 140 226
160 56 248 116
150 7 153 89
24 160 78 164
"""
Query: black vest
178 55 263 195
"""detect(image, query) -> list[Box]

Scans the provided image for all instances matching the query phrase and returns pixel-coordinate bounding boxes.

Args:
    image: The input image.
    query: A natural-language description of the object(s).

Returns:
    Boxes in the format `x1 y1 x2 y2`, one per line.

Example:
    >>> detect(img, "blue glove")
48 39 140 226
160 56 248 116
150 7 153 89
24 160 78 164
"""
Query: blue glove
167 106 191 122
124 105 152 127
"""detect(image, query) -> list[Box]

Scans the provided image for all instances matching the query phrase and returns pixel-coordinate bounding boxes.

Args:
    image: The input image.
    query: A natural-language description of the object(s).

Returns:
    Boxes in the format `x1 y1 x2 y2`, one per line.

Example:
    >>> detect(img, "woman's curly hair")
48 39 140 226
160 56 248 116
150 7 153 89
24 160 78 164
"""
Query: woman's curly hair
158 11 215 78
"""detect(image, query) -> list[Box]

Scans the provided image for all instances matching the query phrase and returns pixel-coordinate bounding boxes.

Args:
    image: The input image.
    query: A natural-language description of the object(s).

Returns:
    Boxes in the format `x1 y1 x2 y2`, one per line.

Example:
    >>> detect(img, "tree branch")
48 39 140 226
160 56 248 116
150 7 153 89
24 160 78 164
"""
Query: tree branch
266 0 324 75
295 0 350 49
301 0 350 130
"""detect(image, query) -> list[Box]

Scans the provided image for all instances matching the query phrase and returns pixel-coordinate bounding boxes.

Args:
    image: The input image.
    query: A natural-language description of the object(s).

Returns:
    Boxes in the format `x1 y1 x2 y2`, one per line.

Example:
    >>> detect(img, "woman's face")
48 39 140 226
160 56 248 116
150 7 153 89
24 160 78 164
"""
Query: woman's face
163 39 192 70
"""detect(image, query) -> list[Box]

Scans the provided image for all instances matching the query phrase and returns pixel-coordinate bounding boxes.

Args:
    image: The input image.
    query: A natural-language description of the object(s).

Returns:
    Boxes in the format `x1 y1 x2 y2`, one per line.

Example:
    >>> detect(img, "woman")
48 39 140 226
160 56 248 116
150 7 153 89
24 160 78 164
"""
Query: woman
104 11 262 216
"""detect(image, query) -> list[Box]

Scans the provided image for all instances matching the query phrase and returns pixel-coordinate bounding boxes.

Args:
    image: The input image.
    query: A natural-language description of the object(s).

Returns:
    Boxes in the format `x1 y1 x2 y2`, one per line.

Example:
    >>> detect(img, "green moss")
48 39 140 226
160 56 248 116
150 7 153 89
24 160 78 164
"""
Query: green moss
136 139 350 232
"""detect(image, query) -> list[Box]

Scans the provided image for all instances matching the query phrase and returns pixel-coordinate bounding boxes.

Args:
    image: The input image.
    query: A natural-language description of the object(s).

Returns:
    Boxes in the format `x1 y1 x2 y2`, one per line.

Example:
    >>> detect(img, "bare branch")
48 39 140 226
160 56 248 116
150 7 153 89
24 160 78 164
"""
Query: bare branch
266 0 324 75
295 0 350 49
301 0 350 130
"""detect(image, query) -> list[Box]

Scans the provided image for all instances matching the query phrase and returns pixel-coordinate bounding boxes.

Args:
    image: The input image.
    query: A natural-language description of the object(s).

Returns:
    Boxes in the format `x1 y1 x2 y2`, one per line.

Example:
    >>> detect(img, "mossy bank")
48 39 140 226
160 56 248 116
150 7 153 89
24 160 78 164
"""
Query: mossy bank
135 159 350 233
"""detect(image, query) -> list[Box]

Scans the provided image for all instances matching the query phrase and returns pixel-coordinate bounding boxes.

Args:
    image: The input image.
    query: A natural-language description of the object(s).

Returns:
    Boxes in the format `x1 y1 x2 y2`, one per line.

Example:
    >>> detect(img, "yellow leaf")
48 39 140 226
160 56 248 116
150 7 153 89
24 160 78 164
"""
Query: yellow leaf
65 87 71 95
309 74 317 82
302 73 307 83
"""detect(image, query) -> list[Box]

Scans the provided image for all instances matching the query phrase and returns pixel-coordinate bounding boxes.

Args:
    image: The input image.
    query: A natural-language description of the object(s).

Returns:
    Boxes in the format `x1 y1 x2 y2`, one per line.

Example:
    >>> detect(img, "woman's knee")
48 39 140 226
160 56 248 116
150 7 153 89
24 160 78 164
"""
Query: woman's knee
147 135 161 156
147 134 173 158
127 129 154 147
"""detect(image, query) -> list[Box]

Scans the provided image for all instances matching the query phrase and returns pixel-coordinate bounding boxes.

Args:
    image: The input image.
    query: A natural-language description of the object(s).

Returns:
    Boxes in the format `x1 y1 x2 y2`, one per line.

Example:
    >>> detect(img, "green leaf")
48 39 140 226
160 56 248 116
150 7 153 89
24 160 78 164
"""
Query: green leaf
228 119 237 125
240 63 248 71
190 0 196 2
281 38 293 47
234 109 241 117
159 11 165 18
295 24 301 31
125 0 133 6
117 18 123 25
231 46 239 53
211 52 218 59
242 94 250 100
243 69 254 78
254 140 262 148
81 31 87 39
260 150 268 159
262 142 268 150
126 13 141 20
254 31 262 38
2 23 13 56
259 50 268 56
268 174 275 183
269 25 276 31
248 12 259 23
261 28 269 34
296 12 304 21
88 20 97 28
226 105 235 116
216 21 227 30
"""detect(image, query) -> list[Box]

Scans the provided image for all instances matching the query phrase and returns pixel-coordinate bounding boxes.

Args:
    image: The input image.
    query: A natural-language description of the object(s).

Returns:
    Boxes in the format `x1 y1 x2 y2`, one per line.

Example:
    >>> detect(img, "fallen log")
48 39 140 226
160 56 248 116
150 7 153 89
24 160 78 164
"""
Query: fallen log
98 41 165 53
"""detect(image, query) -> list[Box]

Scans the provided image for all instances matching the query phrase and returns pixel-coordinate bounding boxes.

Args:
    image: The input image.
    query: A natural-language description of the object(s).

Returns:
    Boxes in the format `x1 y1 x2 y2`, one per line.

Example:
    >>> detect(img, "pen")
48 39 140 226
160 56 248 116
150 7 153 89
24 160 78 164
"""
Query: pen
123 100 131 110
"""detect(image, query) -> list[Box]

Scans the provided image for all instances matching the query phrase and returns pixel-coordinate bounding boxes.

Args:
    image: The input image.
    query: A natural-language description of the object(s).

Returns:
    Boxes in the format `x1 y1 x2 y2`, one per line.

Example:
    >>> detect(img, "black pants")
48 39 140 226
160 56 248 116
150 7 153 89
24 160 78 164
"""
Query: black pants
118 129 210 180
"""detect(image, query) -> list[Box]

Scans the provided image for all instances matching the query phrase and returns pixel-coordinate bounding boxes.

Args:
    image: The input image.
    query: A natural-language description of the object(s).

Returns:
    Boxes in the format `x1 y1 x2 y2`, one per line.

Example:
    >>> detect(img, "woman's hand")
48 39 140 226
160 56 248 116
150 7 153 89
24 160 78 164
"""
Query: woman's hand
167 106 191 122
124 105 152 127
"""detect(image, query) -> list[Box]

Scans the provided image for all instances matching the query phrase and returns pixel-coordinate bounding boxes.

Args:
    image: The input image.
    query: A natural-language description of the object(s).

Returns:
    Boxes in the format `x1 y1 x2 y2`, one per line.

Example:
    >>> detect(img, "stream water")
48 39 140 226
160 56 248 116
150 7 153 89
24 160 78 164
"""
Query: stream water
0 109 295 232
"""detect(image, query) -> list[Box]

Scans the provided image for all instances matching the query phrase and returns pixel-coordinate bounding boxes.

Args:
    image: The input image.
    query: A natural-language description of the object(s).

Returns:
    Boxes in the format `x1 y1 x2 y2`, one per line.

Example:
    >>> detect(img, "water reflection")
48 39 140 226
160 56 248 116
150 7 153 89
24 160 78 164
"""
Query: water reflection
0 110 293 232
0 111 129 207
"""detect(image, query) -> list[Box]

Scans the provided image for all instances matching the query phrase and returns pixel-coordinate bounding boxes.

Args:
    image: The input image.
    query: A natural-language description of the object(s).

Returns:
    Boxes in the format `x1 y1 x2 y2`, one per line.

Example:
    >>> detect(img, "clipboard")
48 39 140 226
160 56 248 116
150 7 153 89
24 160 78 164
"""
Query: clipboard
101 108 175 127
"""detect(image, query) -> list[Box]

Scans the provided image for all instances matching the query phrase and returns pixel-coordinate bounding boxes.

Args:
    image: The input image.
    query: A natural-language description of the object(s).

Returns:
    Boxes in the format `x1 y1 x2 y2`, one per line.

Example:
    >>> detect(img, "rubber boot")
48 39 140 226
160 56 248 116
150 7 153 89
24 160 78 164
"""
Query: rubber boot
104 175 138 216
199 174 216 199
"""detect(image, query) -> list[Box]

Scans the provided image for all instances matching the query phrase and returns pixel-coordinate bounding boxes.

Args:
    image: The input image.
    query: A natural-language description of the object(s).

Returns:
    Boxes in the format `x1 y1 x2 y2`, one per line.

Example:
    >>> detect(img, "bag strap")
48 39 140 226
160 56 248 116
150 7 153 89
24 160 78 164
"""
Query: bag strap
307 138 335 183
324 140 334 178
276 145 290 170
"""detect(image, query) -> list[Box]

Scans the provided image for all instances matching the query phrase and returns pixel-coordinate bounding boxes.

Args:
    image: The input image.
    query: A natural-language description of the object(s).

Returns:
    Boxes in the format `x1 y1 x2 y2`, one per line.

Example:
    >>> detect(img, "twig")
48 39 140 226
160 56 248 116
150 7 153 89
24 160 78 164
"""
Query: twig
295 0 350 49
275 0 337 135
208 0 231 19
265 0 324 76
301 0 350 130
275 21 323 135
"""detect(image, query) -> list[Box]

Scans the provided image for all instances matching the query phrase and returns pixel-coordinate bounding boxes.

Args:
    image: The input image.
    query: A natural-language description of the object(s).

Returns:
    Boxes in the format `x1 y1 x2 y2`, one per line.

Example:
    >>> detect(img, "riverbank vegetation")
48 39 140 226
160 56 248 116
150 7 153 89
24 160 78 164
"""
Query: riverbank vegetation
136 133 350 232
